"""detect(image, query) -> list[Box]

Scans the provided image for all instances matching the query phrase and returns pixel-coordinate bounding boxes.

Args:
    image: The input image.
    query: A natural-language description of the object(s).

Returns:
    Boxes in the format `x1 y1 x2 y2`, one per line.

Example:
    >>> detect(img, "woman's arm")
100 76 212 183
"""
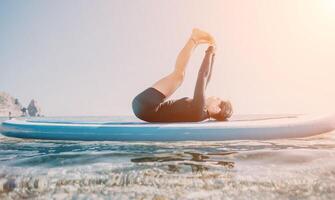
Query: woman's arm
193 46 215 107
206 53 215 88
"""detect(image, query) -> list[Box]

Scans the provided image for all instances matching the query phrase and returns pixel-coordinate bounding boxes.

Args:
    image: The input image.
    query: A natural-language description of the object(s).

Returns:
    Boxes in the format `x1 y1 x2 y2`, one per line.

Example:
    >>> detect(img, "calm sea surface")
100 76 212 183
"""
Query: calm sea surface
0 116 335 200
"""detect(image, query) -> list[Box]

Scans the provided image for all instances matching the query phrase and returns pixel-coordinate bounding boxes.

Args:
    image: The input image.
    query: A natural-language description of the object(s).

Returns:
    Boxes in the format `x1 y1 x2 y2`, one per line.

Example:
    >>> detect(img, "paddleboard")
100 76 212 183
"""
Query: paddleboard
1 114 335 141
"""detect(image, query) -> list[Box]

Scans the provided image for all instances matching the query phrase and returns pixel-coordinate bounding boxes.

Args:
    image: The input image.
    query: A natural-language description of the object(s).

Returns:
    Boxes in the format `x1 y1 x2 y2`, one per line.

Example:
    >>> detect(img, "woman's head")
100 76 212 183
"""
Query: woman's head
206 97 233 121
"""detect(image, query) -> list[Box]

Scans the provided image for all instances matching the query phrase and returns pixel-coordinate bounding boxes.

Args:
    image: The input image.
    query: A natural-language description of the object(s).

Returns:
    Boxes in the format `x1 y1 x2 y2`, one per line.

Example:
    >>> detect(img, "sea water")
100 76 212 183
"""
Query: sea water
0 116 335 200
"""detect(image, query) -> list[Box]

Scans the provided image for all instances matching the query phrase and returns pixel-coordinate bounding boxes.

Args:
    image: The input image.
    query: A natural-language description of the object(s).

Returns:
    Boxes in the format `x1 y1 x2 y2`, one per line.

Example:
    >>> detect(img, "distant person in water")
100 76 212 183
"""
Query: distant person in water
132 29 233 122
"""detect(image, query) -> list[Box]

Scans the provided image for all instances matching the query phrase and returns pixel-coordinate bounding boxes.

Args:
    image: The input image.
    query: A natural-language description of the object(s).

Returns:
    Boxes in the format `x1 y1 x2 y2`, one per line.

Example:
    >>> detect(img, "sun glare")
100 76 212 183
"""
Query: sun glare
321 0 335 15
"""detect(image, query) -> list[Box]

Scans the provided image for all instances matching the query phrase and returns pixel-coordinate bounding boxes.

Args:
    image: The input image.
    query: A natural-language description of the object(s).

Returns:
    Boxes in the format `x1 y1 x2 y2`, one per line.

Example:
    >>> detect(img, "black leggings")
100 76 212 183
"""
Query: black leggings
132 87 166 121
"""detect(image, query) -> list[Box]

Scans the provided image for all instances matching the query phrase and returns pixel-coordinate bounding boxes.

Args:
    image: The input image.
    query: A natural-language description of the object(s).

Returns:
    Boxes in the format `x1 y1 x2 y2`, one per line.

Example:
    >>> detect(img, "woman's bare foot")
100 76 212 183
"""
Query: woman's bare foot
191 28 215 45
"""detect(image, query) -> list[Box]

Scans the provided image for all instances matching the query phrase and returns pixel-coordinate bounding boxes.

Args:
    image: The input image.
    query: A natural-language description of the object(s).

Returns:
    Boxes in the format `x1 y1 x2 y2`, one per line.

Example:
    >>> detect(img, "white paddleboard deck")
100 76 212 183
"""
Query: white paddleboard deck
1 114 335 141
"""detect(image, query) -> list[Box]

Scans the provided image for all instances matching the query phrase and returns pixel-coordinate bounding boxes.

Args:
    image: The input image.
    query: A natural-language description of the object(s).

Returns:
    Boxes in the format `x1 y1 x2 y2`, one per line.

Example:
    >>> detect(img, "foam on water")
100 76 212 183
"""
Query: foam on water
0 117 335 199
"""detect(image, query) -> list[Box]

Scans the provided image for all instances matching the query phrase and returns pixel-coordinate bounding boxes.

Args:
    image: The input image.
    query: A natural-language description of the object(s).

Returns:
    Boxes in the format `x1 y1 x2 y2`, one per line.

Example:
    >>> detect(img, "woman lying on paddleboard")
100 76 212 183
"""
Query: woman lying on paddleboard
132 29 233 122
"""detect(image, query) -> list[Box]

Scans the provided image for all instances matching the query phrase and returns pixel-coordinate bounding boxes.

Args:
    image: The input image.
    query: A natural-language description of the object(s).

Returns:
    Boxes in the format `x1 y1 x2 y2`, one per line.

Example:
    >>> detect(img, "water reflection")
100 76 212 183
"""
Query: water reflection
131 151 236 173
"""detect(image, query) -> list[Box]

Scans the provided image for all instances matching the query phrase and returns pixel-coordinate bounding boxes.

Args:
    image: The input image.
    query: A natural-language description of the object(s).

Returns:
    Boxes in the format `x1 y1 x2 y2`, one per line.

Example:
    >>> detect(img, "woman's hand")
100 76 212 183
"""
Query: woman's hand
205 46 216 55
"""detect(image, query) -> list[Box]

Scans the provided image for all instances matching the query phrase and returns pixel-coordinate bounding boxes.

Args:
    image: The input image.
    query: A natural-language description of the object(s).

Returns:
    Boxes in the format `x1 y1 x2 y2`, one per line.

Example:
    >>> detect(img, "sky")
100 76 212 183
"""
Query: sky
1 0 335 116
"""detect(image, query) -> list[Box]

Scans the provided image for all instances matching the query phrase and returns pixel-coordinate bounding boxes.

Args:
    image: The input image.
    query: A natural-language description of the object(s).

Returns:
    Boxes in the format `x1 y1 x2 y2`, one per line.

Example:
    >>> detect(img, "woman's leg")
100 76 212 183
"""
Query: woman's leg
152 29 215 98
152 39 195 98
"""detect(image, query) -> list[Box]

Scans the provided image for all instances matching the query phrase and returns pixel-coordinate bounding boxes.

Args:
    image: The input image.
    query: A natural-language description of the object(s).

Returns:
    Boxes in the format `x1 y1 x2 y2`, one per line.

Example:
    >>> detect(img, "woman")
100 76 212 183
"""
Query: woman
132 29 233 122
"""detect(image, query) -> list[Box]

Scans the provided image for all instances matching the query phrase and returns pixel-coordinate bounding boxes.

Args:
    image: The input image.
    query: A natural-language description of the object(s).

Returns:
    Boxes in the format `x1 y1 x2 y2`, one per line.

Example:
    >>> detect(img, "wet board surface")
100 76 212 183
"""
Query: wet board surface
1 114 335 141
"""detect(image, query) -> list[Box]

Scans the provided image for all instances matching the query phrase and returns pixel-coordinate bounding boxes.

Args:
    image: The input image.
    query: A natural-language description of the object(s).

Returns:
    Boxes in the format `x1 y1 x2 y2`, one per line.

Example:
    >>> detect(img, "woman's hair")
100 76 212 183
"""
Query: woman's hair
212 100 233 121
